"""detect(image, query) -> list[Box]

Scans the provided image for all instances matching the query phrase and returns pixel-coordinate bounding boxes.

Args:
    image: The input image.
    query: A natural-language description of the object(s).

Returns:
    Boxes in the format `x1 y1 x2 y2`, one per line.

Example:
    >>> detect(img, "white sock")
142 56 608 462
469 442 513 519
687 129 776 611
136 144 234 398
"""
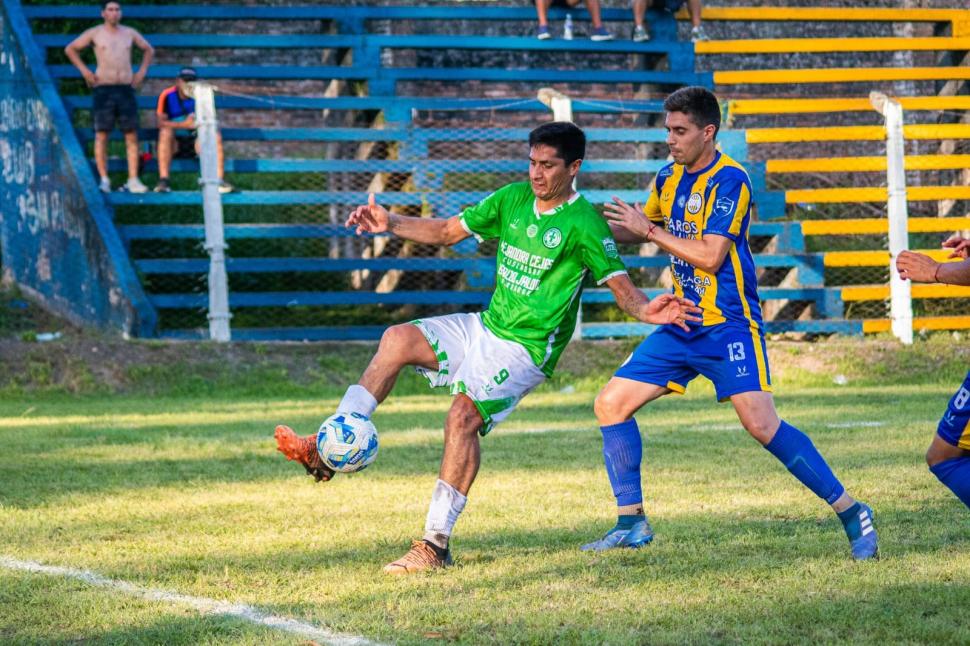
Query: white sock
337 384 377 418
422 479 467 550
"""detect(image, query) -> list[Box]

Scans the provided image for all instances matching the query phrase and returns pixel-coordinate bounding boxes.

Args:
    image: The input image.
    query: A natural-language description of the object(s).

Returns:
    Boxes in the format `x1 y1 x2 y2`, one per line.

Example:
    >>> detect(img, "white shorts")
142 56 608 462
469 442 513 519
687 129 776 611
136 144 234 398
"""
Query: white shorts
411 312 546 435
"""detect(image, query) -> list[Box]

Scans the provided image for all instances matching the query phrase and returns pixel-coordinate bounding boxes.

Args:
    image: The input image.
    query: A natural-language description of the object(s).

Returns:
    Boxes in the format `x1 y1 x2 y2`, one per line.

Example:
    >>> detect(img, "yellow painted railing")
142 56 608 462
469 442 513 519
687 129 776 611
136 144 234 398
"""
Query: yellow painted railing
787 186 970 204
800 218 970 236
767 155 970 173
698 37 970 55
746 124 970 143
729 96 970 115
715 67 970 85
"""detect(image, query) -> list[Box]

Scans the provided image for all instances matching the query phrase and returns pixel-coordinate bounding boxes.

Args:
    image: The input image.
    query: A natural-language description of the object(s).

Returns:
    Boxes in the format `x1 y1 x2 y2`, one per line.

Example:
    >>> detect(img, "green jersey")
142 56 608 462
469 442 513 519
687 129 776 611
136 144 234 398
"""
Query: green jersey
459 181 627 376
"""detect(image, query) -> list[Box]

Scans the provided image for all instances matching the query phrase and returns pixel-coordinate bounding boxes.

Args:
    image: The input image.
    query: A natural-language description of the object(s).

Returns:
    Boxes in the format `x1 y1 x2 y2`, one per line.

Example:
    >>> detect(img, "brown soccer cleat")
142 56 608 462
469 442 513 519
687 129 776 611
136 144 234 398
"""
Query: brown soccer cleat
383 540 452 575
274 424 335 482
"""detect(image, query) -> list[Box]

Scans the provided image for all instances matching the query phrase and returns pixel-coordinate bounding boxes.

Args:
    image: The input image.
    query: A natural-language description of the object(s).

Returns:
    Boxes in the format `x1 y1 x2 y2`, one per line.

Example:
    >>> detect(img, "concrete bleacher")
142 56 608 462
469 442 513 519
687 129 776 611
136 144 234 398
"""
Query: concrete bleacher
19 3 970 340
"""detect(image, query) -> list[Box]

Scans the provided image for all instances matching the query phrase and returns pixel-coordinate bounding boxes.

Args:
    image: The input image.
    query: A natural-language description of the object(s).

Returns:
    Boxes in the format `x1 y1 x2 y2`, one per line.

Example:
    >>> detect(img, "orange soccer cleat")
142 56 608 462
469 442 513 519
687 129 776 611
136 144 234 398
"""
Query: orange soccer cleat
274 424 335 482
383 540 452 575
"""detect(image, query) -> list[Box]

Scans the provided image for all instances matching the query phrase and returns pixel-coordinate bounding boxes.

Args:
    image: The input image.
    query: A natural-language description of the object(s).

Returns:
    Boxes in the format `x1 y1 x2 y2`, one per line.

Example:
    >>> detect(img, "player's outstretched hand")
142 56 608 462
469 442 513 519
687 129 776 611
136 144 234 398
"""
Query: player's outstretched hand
943 234 970 260
643 294 702 332
603 197 652 240
346 193 390 236
896 250 940 283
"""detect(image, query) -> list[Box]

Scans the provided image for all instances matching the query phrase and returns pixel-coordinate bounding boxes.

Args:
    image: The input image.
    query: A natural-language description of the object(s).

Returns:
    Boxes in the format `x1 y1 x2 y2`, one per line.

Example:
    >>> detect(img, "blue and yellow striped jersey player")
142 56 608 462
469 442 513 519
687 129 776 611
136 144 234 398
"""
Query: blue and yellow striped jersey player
274 122 701 574
586 86 879 560
897 235 970 512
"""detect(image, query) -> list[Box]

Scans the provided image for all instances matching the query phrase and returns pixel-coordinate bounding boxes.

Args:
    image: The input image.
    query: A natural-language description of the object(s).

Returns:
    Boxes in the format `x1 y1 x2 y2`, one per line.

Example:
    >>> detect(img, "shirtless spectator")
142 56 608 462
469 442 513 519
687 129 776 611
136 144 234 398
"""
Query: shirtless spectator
64 1 153 193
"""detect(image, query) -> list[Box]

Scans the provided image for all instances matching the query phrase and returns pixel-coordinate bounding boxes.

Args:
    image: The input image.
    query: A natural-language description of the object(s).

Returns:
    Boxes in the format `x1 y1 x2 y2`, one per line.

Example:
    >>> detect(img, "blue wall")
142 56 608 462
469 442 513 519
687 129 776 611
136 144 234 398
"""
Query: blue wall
0 0 156 335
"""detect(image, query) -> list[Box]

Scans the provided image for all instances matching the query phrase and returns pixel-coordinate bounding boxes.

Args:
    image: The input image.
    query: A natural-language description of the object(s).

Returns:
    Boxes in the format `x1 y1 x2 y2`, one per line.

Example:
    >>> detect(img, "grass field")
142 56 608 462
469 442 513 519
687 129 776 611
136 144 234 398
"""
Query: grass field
1 341 969 645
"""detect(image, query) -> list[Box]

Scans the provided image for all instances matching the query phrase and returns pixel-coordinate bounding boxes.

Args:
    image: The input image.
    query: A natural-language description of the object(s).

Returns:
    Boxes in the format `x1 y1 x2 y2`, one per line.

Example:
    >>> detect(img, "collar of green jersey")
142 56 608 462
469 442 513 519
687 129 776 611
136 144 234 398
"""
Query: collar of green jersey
532 191 581 219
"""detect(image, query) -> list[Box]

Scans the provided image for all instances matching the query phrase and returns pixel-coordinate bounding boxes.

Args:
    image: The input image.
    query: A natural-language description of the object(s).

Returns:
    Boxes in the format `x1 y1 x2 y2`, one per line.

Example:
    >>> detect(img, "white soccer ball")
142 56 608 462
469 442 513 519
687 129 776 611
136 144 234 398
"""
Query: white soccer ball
316 412 379 473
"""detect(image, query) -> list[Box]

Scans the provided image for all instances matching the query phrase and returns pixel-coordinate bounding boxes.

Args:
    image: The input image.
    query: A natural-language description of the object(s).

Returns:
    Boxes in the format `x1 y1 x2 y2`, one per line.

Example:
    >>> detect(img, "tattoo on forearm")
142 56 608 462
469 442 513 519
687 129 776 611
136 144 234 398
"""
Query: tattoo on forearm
619 289 644 318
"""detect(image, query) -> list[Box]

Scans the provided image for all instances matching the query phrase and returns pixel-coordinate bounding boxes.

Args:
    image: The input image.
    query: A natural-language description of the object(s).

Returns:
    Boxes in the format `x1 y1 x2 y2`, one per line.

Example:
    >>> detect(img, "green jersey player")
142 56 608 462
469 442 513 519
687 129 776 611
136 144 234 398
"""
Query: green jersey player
275 122 701 574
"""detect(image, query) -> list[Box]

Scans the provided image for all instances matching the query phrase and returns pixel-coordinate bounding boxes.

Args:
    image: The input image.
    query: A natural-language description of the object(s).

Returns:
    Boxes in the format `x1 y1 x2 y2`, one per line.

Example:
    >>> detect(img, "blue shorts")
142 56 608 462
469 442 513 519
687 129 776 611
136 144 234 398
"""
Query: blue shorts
937 371 970 450
615 322 772 401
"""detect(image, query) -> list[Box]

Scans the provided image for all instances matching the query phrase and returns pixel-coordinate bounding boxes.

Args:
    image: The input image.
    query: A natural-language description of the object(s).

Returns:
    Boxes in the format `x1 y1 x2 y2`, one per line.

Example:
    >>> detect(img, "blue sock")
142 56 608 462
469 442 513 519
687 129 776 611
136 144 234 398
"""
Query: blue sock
600 419 643 507
929 457 970 510
764 420 846 505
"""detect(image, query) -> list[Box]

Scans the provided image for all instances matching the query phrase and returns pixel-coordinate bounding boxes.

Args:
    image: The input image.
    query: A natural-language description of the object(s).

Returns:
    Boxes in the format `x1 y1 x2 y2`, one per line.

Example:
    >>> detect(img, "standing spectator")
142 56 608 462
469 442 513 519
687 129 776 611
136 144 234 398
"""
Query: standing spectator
631 0 707 43
153 67 233 194
64 1 153 193
534 0 613 41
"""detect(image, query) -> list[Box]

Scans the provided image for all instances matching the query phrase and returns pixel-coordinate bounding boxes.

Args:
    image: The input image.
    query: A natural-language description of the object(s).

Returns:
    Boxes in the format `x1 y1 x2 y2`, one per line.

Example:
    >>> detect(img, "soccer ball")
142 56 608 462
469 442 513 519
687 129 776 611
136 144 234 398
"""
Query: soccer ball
316 412 379 473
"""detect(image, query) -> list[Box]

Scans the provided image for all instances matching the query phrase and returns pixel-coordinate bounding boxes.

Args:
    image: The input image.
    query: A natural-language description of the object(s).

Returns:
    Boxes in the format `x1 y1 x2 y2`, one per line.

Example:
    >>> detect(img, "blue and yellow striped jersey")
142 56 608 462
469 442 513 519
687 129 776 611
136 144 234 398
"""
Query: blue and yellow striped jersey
644 150 763 329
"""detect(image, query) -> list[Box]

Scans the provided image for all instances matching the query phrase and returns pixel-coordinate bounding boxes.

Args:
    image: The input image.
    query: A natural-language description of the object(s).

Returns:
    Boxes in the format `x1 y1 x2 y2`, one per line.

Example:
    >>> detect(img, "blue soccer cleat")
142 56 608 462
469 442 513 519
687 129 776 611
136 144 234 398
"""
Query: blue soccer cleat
838 502 879 561
581 517 654 552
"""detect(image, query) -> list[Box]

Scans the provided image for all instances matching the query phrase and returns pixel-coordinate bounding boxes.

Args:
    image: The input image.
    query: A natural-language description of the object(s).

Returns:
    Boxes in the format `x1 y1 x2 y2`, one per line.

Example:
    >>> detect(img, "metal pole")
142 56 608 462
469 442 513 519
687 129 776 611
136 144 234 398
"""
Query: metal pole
870 91 911 345
190 81 232 342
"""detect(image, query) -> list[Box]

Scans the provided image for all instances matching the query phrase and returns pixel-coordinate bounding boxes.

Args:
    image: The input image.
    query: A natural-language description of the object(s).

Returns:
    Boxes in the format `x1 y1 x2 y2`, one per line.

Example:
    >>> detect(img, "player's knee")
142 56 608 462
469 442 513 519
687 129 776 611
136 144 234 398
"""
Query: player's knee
926 441 959 467
593 389 626 425
742 417 779 444
378 324 413 353
446 397 482 437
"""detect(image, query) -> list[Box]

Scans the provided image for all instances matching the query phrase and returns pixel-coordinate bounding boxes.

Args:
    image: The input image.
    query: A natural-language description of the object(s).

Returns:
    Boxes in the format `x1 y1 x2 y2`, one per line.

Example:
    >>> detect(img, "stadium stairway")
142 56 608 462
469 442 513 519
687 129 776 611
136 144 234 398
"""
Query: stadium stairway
691 4 970 333
17 3 969 339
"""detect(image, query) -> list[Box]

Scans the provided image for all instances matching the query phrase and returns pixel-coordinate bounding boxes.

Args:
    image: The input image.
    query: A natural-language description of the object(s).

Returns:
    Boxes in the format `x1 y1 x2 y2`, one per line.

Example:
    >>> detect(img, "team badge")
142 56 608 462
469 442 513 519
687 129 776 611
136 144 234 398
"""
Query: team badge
526 224 538 238
714 196 736 216
601 237 619 258
686 192 703 214
543 228 562 249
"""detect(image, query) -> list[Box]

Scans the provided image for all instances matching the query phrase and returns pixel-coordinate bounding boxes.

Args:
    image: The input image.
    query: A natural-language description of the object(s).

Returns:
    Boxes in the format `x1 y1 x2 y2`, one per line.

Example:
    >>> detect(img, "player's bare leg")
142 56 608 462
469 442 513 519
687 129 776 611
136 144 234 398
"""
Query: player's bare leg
384 394 483 574
358 323 438 403
274 323 437 481
733 391 878 560
927 433 967 467
582 378 669 552
926 434 970 510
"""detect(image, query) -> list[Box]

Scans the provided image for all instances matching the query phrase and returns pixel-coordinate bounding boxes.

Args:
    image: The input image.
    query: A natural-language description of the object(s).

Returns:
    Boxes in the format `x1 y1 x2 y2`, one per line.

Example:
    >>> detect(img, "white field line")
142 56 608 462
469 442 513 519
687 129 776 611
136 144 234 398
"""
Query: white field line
0 556 385 646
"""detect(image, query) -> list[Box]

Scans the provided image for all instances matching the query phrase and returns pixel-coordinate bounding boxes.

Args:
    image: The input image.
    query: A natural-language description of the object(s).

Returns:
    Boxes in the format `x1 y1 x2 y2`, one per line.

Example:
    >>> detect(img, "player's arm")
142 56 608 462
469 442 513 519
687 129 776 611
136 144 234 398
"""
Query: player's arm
897 234 970 286
64 29 97 86
347 193 471 246
131 30 154 88
603 196 732 273
605 273 702 332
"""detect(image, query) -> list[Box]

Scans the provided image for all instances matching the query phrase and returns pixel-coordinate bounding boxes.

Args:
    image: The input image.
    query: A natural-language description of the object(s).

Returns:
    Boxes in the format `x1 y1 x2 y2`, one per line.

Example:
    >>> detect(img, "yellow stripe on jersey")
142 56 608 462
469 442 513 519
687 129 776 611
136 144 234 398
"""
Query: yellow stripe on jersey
689 160 728 324
644 180 664 224
727 182 751 238
958 419 970 450
728 245 763 333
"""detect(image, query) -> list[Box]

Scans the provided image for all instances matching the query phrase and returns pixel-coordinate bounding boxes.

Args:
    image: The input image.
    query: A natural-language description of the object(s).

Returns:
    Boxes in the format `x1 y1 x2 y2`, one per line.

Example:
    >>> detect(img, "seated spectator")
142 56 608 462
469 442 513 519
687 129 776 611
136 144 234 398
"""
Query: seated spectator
534 0 613 41
154 66 233 193
632 0 707 42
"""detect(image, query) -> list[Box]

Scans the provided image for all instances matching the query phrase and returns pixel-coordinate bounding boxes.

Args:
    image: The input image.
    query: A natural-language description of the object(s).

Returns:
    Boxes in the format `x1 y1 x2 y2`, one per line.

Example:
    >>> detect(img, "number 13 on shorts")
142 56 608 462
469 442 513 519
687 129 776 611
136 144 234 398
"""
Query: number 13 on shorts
727 342 746 362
